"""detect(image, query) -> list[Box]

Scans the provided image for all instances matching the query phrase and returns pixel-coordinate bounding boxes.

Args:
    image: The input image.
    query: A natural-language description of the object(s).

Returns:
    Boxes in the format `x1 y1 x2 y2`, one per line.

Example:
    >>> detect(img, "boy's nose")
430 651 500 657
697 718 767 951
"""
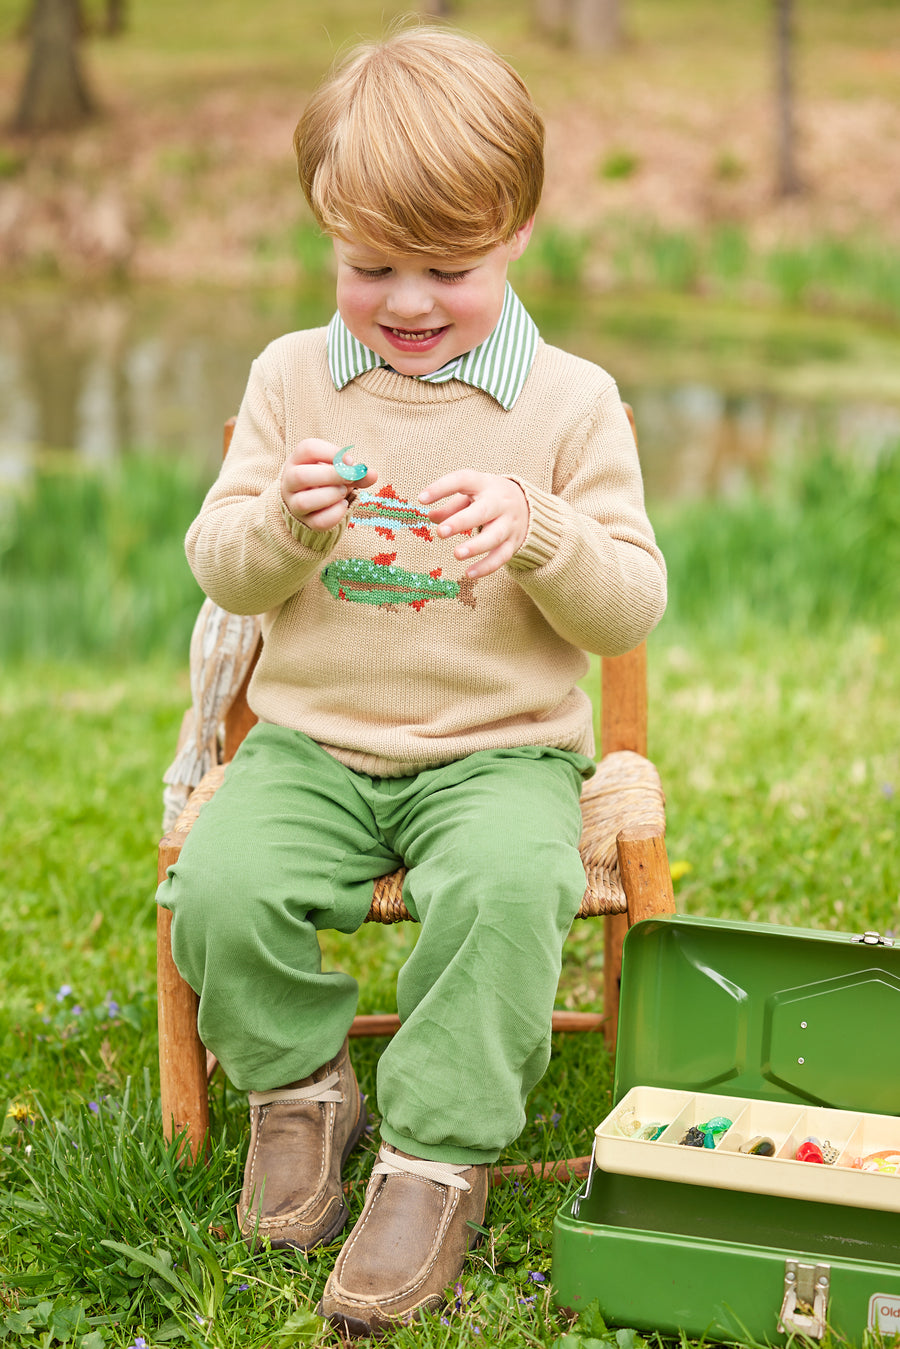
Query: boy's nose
385 277 434 321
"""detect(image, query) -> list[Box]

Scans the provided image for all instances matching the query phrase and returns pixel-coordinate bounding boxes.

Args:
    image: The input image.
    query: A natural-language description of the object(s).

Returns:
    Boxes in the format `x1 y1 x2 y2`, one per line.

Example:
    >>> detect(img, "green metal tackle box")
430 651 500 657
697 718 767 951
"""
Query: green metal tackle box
551 914 900 1345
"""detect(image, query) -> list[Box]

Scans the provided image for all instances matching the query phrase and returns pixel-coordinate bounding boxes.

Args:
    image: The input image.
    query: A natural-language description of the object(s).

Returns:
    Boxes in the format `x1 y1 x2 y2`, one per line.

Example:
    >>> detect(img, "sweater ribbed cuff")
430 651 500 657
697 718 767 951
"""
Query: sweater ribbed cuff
279 498 344 554
505 479 569 572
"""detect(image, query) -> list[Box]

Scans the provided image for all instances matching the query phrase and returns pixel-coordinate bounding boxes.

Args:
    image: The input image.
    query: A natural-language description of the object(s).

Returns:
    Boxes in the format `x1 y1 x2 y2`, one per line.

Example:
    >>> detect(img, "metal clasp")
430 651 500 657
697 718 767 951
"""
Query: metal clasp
851 930 894 946
571 1147 597 1218
779 1260 830 1339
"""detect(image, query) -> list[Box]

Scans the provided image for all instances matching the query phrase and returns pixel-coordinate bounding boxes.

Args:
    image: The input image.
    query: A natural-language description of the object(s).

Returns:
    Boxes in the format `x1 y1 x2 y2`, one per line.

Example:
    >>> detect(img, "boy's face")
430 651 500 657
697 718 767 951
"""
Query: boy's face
333 220 533 377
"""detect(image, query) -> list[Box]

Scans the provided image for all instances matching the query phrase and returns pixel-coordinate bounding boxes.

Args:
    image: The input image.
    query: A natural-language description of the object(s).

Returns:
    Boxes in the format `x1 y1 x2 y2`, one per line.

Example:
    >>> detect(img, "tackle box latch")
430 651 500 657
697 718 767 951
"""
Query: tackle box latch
778 1260 830 1339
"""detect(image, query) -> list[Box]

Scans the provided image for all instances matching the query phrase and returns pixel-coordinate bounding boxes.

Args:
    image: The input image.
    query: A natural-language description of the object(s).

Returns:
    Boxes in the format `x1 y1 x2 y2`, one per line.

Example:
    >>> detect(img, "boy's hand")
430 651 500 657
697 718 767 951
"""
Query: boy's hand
419 471 530 578
281 439 376 532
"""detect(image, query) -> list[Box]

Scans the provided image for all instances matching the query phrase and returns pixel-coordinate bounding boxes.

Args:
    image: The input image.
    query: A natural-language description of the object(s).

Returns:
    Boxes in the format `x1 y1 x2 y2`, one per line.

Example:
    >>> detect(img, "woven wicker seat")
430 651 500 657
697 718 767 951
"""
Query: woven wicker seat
165 748 663 925
156 416 675 1165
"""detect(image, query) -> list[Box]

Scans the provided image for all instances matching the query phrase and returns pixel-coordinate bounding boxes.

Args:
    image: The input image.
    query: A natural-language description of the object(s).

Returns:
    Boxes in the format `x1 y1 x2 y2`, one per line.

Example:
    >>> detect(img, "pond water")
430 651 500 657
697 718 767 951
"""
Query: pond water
3 282 900 504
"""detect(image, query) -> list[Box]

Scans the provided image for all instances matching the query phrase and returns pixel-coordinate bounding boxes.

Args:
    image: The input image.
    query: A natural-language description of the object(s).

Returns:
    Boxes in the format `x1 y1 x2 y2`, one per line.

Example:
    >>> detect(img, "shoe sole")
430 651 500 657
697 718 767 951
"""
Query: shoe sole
318 1304 434 1339
260 1090 369 1253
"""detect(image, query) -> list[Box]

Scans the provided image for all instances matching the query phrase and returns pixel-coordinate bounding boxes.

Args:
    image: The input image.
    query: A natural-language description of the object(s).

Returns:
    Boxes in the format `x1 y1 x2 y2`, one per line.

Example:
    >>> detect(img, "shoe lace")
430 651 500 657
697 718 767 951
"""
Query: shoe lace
372 1144 472 1192
248 1070 343 1107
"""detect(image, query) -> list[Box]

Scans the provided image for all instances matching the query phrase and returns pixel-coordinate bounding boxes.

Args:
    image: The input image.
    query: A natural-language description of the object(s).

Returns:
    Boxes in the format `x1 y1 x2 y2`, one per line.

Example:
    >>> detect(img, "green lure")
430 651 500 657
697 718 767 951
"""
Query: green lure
333 445 368 482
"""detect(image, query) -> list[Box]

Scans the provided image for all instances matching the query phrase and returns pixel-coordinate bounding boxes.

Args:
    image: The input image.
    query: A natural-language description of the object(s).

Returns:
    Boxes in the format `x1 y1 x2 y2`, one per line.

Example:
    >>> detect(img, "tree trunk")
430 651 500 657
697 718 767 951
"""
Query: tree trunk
535 0 569 42
13 0 95 134
104 0 127 36
774 0 801 196
535 0 623 51
572 0 622 52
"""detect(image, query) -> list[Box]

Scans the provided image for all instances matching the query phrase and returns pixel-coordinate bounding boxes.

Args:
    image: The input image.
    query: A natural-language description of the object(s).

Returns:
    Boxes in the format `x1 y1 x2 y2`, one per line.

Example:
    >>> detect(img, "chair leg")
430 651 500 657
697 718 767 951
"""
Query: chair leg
602 912 629 1051
157 906 209 1161
606 830 676 1051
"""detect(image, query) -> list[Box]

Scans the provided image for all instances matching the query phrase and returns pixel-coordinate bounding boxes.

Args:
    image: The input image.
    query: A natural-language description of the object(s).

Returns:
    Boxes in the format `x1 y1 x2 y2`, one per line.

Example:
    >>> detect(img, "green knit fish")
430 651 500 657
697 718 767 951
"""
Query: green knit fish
321 558 471 610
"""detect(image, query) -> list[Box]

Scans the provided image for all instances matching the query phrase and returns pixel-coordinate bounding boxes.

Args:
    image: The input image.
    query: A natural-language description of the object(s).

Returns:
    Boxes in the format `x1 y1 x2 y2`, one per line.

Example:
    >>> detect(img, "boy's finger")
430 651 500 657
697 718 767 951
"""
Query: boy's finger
424 492 474 523
287 438 342 465
418 470 485 504
285 484 351 516
285 461 345 489
302 499 354 532
462 540 516 579
454 517 507 558
436 499 490 539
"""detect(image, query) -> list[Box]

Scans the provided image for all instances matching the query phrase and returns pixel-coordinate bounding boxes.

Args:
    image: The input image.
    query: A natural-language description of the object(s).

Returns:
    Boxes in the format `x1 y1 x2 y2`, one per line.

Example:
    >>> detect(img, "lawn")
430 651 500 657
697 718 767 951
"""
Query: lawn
2 444 898 1348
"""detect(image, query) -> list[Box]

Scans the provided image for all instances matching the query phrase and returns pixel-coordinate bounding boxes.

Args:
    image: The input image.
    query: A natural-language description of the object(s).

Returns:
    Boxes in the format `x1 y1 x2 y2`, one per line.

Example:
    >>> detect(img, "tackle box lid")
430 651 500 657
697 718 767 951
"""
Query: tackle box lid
613 915 900 1118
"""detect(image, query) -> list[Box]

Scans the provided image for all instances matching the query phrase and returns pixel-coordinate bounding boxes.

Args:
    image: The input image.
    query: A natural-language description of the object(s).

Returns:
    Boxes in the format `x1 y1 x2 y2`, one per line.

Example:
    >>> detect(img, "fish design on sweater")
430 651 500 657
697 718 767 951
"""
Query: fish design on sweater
322 484 477 611
321 558 476 611
346 484 434 542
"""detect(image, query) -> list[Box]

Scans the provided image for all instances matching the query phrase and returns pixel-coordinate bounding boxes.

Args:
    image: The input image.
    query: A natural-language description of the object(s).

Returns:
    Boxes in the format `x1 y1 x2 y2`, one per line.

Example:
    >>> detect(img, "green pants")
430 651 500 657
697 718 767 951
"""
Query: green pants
157 724 593 1164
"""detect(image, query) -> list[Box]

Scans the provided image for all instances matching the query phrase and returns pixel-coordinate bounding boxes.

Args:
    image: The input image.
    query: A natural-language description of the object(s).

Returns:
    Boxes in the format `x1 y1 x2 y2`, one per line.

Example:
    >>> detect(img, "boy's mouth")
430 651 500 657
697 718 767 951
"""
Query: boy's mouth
381 324 449 352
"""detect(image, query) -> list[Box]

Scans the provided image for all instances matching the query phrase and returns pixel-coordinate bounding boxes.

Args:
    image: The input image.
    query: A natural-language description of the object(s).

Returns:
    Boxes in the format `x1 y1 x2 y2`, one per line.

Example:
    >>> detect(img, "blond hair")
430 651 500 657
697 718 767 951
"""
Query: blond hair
294 26 544 257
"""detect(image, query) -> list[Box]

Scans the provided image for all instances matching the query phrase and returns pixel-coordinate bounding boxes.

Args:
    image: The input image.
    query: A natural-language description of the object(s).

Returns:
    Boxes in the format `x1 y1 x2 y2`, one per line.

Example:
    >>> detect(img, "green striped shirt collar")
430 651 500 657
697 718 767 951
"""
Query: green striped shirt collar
326 284 539 411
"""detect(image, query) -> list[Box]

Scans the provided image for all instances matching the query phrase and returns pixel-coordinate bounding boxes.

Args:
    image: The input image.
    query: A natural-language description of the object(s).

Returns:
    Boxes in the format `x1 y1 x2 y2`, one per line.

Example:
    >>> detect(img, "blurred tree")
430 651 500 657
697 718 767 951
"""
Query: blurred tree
103 0 126 35
13 0 96 133
536 0 622 52
774 0 802 195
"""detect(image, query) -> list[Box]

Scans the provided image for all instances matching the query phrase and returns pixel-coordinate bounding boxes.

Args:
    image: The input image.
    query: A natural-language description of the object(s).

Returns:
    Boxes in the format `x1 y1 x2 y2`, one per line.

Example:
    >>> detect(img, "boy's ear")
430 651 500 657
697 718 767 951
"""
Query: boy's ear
509 216 535 261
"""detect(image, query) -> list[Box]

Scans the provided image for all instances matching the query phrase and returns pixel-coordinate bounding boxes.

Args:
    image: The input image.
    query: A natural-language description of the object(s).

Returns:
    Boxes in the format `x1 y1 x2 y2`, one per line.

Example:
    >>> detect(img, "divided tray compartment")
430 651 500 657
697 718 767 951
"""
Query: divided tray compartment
593 1087 900 1213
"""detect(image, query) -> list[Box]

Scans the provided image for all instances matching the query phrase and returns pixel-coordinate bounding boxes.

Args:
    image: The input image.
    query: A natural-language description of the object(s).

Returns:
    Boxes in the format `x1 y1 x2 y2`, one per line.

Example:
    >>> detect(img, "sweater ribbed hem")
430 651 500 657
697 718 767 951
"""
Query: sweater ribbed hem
310 725 595 779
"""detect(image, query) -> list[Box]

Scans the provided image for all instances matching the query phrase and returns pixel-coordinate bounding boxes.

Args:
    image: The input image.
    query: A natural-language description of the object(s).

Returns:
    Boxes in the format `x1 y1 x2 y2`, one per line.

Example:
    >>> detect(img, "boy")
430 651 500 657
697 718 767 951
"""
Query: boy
158 24 666 1337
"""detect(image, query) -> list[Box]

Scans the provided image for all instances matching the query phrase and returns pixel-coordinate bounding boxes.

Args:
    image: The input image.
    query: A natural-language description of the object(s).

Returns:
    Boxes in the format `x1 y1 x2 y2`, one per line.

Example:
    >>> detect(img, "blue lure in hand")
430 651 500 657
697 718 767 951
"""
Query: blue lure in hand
333 445 368 482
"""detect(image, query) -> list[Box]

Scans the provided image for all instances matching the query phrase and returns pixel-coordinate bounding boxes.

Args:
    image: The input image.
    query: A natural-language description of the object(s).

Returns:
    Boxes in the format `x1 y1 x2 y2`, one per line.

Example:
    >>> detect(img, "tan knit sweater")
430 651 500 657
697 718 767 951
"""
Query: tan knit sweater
186 328 666 776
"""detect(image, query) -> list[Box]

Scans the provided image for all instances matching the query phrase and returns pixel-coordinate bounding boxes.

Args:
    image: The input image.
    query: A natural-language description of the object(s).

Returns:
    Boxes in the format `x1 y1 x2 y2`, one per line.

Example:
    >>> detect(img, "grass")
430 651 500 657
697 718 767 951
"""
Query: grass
2 446 899 1346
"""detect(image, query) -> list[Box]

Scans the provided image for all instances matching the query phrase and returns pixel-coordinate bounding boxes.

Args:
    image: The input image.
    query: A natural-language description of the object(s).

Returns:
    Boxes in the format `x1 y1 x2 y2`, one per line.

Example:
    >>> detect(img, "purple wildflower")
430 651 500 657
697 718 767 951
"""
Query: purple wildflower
56 984 73 1002
527 1270 547 1284
89 1102 100 1114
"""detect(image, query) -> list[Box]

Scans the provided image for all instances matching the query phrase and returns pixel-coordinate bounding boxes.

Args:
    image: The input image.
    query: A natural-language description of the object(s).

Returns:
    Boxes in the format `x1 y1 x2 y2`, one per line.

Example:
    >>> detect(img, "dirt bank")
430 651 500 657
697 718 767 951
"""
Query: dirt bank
2 41 899 286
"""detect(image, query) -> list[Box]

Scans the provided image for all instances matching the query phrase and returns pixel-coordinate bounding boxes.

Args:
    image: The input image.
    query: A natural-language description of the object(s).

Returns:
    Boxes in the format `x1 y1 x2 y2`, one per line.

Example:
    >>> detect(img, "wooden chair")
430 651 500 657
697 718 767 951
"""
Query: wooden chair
157 417 675 1171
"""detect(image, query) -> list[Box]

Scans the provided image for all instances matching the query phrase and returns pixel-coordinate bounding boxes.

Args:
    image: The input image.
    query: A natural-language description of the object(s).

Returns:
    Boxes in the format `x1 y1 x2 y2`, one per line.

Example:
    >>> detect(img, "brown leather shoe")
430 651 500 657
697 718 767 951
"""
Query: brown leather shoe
237 1038 367 1251
319 1142 489 1336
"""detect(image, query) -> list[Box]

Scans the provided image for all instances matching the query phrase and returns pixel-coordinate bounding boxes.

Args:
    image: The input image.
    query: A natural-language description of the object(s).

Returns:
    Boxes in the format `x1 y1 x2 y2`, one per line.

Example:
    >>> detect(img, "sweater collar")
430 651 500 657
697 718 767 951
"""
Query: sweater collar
326 284 539 411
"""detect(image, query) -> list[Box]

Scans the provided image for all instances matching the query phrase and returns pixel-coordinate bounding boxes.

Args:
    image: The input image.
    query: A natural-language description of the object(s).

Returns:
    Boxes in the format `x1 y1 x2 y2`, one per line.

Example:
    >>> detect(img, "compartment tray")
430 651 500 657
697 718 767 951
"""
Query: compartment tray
594 1086 900 1212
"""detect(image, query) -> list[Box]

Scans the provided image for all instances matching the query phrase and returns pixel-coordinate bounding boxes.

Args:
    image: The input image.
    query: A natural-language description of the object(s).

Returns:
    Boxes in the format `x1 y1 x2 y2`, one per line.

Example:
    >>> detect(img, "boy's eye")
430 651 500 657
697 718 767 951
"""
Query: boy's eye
431 269 471 283
352 266 391 279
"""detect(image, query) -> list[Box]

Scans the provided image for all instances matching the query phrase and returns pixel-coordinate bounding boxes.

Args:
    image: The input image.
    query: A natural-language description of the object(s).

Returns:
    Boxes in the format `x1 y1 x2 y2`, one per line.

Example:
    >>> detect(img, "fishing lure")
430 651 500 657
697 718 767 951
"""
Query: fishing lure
333 445 368 482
